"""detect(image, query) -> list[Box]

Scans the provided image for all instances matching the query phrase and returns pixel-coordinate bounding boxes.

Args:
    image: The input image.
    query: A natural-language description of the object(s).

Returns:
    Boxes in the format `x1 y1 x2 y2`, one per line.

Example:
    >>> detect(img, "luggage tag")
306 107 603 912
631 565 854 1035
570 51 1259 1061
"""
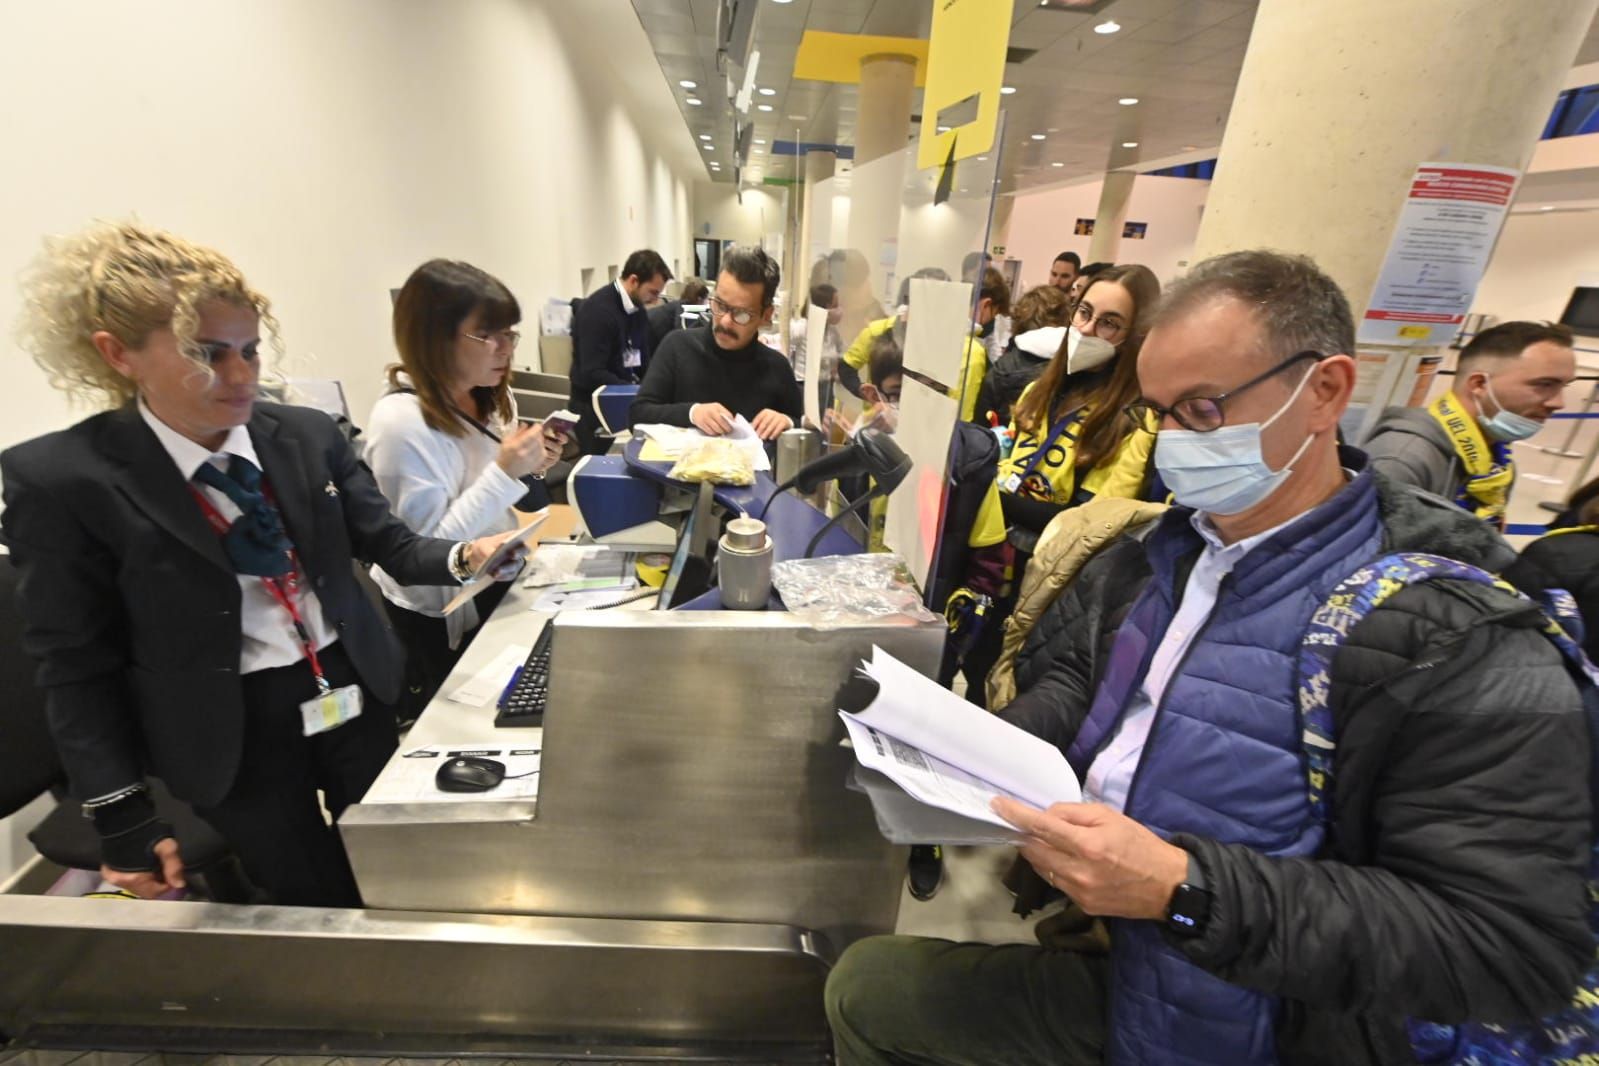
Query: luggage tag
1000 472 1022 494
623 344 642 369
300 682 363 737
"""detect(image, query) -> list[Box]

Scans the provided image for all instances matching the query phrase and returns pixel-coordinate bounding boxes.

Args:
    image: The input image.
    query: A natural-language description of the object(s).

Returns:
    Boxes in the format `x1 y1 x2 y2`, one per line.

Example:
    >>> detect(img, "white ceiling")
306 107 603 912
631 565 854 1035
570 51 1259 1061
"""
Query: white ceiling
632 0 1599 194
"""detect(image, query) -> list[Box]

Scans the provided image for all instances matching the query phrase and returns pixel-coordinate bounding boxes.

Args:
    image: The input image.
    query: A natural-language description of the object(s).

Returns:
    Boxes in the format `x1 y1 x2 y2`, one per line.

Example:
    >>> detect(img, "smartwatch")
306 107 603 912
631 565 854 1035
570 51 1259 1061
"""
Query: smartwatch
1165 851 1213 938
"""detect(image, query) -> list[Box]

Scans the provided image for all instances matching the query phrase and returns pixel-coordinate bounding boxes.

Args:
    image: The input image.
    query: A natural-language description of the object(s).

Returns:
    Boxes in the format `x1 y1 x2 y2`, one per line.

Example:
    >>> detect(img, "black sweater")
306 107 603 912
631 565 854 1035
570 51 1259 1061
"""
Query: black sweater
629 326 803 428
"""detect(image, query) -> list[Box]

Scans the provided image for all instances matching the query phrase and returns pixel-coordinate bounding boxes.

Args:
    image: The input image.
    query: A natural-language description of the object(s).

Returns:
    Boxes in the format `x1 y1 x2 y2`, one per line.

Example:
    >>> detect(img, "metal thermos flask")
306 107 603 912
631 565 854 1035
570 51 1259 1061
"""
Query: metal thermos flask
718 517 774 610
775 428 821 489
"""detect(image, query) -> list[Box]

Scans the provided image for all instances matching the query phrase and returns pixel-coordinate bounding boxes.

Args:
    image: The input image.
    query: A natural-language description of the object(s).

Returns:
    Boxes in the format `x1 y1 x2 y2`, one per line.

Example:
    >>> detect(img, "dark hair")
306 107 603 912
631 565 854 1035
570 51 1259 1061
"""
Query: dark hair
897 267 951 308
622 249 672 285
979 267 1012 316
1458 320 1575 377
1011 285 1071 333
1156 249 1355 365
720 245 781 306
867 330 903 389
388 259 518 436
1081 262 1111 278
1053 251 1082 270
1015 264 1161 472
808 282 838 312
679 277 709 305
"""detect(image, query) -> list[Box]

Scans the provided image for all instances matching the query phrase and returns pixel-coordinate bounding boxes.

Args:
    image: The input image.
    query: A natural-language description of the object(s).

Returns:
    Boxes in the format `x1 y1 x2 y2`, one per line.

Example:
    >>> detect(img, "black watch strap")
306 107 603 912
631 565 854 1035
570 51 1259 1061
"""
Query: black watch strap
1166 850 1213 938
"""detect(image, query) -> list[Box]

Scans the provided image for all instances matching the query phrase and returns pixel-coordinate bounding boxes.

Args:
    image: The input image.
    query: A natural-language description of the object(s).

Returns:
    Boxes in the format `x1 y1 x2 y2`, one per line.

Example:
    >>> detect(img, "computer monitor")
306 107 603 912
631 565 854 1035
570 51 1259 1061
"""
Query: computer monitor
1558 287 1599 336
657 481 719 610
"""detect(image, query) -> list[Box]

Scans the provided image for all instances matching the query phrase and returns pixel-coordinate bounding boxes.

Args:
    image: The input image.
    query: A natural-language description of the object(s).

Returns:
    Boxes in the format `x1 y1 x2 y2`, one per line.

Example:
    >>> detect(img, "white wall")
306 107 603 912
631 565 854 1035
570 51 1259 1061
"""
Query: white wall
692 184 790 248
0 0 702 450
1474 209 1599 335
1003 175 1212 291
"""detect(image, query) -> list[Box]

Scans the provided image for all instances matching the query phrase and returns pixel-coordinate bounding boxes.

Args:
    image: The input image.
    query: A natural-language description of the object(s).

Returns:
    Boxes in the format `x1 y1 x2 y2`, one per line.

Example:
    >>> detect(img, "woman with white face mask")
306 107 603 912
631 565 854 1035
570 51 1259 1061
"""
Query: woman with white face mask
945 264 1162 709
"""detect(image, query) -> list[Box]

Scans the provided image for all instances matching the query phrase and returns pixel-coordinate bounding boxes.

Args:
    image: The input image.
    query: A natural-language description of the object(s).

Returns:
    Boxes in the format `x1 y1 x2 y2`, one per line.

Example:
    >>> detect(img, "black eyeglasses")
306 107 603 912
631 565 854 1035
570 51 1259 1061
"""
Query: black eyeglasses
1124 350 1325 433
708 295 760 326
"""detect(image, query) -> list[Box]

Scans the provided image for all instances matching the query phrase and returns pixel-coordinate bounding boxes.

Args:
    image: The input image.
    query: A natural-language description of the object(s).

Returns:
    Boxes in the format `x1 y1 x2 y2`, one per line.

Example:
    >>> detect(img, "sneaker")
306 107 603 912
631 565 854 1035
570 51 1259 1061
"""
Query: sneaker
907 844 944 901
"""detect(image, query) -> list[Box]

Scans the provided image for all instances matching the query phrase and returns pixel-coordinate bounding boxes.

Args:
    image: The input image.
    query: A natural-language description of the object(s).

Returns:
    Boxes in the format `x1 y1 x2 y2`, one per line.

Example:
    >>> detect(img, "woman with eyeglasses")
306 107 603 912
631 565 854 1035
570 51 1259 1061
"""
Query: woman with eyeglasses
946 264 1162 707
364 259 567 721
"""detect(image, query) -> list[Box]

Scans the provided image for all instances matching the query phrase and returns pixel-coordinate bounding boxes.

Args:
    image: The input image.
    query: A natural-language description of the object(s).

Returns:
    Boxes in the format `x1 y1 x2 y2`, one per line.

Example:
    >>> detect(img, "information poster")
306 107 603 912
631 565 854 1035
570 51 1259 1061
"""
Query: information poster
1359 163 1520 346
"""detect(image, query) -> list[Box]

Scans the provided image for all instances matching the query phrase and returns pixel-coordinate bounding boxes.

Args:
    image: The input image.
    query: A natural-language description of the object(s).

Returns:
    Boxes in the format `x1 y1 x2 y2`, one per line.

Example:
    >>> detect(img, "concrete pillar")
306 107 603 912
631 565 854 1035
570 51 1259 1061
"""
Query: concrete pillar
854 54 917 165
786 149 837 353
1086 170 1136 265
1193 0 1599 315
846 52 917 329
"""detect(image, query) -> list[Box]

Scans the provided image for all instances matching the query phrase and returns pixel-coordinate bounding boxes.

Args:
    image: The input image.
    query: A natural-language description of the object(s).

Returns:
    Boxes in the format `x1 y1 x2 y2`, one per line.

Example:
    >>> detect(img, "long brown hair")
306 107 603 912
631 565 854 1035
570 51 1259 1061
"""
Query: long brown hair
388 259 518 436
1013 264 1161 471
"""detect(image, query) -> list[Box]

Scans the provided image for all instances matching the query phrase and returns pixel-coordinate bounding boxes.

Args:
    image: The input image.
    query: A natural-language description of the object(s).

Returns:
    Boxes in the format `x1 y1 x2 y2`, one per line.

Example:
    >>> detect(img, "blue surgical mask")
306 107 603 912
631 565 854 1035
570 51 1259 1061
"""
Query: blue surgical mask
1154 367 1317 516
1480 379 1543 443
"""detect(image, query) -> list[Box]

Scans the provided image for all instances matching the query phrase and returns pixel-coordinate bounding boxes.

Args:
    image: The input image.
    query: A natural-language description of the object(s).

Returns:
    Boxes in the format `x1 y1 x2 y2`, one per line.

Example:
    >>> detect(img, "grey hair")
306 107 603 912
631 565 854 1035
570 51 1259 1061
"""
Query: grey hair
1156 250 1355 362
720 245 782 307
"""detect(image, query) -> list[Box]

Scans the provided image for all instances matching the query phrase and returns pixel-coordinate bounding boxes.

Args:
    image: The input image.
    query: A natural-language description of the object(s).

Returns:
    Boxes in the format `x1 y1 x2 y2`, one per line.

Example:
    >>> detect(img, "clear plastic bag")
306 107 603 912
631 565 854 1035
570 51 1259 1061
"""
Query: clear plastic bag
770 553 939 625
667 438 756 486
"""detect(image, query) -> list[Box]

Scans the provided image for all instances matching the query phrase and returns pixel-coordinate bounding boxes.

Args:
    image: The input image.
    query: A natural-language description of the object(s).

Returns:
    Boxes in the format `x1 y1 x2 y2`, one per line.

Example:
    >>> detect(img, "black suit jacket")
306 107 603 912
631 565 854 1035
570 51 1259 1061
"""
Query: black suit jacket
0 402 455 808
569 283 652 452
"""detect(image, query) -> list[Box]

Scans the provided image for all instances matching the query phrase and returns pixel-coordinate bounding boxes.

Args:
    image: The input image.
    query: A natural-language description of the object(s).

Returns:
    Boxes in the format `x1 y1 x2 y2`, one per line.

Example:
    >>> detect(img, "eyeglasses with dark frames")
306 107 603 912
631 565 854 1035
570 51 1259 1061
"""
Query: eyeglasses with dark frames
708 295 760 326
1123 350 1325 433
1072 300 1129 343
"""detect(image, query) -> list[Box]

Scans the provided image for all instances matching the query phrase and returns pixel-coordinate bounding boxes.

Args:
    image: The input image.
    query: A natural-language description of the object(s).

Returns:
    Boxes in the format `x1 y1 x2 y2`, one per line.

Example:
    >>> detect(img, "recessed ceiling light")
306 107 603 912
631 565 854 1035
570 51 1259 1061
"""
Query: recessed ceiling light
1030 133 1046 140
937 125 950 133
686 98 703 106
758 87 777 96
977 155 989 161
1119 97 1139 106
758 104 774 112
754 138 767 145
699 134 712 140
1000 86 1016 95
1122 141 1139 148
1094 20 1121 34
1541 205 1555 211
1052 162 1065 167
680 80 698 89
787 113 806 120
772 0 794 4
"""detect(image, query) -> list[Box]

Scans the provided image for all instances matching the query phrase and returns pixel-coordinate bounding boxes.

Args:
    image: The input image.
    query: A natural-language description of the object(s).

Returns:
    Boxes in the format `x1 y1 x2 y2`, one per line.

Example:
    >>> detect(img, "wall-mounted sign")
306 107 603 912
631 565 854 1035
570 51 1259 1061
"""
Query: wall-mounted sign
1359 163 1520 346
1074 218 1095 236
918 0 1014 171
1123 221 1148 239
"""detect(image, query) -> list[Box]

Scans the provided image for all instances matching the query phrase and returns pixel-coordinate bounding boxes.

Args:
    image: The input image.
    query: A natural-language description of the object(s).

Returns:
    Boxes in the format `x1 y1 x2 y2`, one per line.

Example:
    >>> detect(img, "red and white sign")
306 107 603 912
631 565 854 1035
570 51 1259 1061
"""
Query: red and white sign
1359 162 1520 346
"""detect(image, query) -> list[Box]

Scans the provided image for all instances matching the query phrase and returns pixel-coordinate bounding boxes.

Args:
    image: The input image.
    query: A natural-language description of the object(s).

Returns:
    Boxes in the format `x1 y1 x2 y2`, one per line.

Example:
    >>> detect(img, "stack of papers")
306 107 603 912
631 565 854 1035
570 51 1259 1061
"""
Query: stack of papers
839 647 1082 845
522 543 638 610
634 418 772 472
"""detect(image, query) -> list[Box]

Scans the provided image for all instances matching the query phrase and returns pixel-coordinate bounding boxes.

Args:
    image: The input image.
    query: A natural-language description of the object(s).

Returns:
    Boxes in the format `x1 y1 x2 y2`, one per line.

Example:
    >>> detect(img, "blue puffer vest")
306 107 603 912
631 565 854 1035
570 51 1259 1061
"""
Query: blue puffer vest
1065 468 1386 1065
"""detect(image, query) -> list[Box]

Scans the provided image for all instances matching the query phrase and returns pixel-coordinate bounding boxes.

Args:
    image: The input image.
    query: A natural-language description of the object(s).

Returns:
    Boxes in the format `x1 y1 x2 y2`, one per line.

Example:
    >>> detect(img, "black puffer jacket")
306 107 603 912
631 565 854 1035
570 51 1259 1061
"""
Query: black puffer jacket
1002 473 1593 1065
1505 528 1599 662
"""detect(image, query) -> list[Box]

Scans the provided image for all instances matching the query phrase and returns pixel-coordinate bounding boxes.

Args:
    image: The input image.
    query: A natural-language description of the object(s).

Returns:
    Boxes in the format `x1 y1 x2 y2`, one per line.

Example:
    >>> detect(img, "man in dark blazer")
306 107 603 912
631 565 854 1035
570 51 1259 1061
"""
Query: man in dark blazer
3 239 519 907
568 248 672 453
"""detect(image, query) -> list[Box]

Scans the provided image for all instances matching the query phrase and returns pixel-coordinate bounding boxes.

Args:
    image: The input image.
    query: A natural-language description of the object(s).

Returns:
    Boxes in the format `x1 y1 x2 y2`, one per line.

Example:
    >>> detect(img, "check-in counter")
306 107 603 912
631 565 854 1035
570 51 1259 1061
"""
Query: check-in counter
1 549 944 1059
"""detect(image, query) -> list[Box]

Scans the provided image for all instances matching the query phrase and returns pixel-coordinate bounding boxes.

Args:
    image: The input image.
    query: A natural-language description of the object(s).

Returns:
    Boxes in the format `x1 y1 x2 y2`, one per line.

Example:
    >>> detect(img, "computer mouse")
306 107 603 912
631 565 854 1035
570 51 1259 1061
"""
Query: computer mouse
435 755 506 793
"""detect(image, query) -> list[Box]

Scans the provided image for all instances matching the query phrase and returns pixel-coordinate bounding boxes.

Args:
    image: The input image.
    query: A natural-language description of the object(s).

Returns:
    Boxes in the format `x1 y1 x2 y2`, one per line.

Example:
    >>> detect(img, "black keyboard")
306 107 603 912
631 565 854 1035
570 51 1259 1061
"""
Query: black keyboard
494 625 554 727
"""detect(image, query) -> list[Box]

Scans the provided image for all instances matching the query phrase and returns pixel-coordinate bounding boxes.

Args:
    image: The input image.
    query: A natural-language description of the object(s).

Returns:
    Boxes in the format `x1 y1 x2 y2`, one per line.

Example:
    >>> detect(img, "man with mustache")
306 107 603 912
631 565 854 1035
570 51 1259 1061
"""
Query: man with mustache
629 245 802 442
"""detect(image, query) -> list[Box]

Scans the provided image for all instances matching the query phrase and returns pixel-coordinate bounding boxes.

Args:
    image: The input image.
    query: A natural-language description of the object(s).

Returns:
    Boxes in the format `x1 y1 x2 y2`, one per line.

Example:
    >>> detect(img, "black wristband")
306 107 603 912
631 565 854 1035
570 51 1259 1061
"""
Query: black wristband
91 793 174 873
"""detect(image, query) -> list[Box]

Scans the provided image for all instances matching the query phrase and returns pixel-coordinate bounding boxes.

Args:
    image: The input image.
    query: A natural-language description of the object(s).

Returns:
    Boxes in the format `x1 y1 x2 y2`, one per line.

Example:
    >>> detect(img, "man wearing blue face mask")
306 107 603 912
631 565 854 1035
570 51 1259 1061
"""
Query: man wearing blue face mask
1362 321 1576 528
825 250 1591 1066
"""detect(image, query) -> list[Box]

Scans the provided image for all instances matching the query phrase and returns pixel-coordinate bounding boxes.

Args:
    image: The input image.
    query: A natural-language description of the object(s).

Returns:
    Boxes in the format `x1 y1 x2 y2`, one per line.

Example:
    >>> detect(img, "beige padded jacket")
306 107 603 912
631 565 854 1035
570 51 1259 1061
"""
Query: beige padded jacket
986 495 1167 711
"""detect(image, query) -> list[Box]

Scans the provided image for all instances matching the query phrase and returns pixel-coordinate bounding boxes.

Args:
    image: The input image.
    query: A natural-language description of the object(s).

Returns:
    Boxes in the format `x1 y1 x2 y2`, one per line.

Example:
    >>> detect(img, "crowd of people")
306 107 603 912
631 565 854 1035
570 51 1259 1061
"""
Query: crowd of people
4 218 1596 1064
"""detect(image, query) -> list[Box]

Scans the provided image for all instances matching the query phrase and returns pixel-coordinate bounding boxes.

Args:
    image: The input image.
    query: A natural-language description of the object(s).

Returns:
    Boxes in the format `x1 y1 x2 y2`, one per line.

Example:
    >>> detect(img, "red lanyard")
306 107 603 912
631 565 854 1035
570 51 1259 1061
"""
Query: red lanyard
188 481 328 690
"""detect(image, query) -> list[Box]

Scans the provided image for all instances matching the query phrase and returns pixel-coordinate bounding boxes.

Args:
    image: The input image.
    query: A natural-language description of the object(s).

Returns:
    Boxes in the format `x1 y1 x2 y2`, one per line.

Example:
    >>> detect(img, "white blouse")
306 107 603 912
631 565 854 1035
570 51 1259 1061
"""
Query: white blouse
363 389 528 646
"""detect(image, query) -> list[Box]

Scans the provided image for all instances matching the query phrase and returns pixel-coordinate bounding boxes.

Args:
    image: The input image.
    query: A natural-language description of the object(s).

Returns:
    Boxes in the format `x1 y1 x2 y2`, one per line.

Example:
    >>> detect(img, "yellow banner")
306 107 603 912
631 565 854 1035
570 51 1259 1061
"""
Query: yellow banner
918 0 1014 171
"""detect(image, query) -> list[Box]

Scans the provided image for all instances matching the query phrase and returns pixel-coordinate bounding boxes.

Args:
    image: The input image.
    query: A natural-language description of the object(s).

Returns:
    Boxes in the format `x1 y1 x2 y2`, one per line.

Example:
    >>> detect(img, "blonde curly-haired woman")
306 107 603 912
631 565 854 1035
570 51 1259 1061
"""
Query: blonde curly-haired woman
1 221 519 907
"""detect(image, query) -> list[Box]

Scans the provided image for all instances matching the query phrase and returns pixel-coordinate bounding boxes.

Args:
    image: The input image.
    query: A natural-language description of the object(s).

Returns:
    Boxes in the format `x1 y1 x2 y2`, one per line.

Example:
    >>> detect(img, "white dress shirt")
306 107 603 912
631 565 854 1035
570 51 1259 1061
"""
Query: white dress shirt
139 402 339 675
615 278 638 314
362 390 524 645
1082 510 1299 812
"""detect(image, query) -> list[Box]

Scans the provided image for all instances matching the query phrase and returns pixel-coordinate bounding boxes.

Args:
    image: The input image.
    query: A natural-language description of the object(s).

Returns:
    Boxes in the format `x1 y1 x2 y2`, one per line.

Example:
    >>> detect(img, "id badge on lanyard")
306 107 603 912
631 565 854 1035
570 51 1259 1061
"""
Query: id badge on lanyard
190 483 363 737
1002 406 1085 497
623 344 643 369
